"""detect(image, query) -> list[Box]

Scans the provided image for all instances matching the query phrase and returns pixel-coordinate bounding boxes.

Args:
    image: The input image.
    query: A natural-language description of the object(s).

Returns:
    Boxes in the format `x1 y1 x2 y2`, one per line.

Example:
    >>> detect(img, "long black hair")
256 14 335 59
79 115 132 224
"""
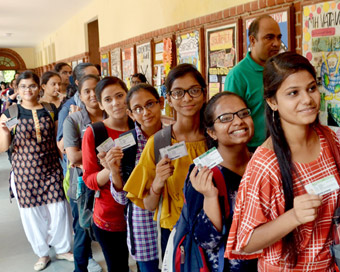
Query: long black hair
263 52 317 266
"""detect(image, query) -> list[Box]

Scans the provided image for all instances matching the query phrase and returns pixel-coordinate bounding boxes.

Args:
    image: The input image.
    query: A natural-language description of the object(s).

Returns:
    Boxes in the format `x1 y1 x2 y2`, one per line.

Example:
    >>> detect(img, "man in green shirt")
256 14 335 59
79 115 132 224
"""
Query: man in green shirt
224 15 281 150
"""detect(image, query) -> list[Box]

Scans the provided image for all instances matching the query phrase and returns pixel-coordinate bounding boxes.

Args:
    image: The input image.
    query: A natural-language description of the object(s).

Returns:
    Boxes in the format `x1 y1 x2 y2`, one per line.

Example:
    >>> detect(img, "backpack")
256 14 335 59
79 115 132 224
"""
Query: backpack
120 125 171 256
171 165 229 272
6 102 55 163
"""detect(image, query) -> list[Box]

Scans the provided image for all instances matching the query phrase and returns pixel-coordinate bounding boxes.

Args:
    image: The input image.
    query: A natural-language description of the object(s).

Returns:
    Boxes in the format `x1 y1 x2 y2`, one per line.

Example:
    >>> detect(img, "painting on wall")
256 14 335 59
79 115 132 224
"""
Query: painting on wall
206 22 239 98
110 48 122 79
122 46 135 87
136 42 152 84
176 29 201 72
101 52 110 77
302 1 340 129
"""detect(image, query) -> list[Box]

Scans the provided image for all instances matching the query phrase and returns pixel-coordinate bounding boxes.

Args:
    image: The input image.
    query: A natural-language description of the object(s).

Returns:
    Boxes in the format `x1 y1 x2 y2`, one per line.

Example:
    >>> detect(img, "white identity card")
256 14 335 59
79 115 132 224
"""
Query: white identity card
159 141 188 160
304 175 339 195
115 133 136 150
6 117 18 129
193 147 223 169
96 137 115 153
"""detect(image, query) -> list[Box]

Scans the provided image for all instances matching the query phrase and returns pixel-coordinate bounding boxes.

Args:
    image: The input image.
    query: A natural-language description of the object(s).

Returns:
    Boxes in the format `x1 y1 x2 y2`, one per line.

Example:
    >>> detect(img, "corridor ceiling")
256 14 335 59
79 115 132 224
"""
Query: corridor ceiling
0 0 92 48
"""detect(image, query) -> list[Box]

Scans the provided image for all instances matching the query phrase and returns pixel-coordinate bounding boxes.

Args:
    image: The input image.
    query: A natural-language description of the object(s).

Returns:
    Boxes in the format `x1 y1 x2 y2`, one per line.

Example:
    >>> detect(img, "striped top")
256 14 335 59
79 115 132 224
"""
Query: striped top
226 127 339 271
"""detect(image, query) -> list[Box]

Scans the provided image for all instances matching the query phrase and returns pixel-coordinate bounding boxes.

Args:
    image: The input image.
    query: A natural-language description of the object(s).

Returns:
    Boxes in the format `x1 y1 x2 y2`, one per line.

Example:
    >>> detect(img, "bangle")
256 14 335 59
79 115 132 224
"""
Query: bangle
151 184 162 195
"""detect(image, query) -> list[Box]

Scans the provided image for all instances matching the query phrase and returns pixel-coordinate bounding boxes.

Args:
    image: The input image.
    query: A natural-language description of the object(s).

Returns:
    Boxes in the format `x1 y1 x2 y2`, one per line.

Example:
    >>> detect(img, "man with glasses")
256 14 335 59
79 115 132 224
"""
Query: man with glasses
224 15 281 151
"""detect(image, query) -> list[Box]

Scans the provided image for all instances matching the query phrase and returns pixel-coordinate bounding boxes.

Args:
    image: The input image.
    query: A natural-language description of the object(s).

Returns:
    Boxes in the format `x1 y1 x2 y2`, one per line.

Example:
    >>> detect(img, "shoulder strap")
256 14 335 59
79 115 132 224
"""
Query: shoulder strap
211 166 229 219
154 125 172 163
120 129 138 182
89 122 108 155
40 102 55 122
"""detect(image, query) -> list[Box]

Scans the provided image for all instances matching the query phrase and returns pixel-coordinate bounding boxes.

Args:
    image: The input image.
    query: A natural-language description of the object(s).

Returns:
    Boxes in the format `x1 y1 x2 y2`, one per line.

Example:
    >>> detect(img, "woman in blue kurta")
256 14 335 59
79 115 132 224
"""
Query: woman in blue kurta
176 92 258 272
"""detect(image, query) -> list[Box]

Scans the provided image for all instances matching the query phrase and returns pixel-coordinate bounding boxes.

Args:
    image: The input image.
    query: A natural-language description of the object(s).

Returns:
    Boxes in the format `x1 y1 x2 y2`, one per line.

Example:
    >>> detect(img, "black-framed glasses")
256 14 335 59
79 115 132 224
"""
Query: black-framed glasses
18 84 39 91
169 87 203 100
214 108 251 123
131 100 159 115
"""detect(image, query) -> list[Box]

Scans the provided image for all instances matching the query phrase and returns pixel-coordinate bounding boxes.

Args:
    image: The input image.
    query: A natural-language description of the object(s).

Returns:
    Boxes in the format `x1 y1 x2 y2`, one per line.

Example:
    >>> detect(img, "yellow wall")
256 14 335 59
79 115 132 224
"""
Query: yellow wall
35 0 253 67
10 48 35 69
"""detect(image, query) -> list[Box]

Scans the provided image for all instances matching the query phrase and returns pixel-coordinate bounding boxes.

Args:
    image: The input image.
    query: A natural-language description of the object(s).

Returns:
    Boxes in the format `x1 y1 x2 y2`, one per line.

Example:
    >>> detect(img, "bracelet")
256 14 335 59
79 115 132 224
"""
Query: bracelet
151 184 162 195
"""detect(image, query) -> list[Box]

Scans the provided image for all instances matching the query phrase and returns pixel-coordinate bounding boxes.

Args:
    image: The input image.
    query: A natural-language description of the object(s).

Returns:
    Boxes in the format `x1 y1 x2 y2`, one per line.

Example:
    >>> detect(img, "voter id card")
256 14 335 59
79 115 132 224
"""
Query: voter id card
304 175 339 195
193 147 223 169
159 141 188 160
115 133 136 150
96 137 115 153
6 117 18 129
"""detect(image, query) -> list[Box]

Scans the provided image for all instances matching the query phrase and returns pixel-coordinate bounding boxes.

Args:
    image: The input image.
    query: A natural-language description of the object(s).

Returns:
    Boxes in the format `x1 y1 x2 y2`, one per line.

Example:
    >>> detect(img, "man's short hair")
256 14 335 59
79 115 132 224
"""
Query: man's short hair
248 14 273 39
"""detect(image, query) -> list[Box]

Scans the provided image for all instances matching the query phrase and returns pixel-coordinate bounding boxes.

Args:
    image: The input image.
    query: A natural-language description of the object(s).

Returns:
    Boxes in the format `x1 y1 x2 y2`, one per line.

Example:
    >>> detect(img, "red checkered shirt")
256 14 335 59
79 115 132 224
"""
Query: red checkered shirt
226 127 339 271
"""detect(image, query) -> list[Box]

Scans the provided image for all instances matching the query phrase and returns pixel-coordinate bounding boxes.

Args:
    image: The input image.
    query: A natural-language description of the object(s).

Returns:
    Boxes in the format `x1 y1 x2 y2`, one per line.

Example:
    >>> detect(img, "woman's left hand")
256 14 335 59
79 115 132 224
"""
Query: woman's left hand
189 166 218 199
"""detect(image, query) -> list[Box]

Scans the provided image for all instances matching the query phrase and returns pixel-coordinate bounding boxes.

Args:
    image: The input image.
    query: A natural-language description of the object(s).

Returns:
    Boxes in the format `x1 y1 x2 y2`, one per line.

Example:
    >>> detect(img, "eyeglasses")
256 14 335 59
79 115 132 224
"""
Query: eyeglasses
18 84 39 91
214 108 251 123
169 87 203 100
131 100 159 115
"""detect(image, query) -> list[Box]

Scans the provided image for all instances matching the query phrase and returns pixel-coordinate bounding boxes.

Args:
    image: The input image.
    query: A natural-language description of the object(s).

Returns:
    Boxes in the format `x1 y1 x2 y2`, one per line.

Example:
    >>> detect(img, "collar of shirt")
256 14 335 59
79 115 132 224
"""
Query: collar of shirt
246 51 264 72
134 122 147 142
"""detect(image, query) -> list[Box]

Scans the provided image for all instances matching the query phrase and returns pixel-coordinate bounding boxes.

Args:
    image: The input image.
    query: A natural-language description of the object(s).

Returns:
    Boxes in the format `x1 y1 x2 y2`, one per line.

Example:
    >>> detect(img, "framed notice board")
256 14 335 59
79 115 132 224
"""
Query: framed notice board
122 46 135 87
136 41 153 84
205 20 241 98
110 48 122 79
101 52 110 77
176 29 203 72
302 1 340 129
243 7 294 56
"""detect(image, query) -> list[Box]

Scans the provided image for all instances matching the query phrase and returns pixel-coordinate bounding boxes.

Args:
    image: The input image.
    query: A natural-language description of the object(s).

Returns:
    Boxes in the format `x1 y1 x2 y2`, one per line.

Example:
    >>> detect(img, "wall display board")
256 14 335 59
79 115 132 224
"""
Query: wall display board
101 52 110 77
136 42 153 84
176 29 202 72
303 1 340 129
110 48 122 79
71 60 78 69
122 46 135 87
205 22 239 98
153 37 175 120
243 7 293 56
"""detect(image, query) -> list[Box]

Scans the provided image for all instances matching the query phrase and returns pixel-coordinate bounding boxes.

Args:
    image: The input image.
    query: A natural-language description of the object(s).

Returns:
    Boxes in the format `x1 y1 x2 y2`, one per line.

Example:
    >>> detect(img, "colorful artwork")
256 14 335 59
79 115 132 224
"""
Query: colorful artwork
176 30 201 71
206 23 237 96
101 52 109 77
245 11 289 53
122 47 135 87
303 1 340 128
110 48 122 79
136 42 152 84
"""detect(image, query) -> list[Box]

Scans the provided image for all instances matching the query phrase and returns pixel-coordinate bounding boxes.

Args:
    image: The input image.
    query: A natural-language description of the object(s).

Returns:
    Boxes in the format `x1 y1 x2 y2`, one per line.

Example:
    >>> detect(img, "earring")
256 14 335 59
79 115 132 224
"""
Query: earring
272 110 276 122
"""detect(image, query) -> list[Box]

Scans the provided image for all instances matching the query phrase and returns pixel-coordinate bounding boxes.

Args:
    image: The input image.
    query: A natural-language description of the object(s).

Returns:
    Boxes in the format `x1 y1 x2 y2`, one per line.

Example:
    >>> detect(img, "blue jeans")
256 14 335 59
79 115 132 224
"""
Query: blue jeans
137 259 160 272
70 198 93 272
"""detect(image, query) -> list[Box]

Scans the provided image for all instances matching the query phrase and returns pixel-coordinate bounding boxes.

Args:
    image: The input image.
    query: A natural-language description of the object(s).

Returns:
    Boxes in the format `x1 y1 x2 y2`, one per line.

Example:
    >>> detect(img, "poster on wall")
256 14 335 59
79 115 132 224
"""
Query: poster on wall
206 23 238 97
71 60 78 69
110 48 122 79
136 42 152 84
122 47 135 86
302 1 340 129
176 30 201 72
101 52 110 77
243 7 293 56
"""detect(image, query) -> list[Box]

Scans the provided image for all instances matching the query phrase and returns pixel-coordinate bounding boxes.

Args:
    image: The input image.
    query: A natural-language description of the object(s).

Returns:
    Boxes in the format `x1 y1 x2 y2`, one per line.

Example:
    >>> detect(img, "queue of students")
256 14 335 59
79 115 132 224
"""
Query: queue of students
1 50 340 272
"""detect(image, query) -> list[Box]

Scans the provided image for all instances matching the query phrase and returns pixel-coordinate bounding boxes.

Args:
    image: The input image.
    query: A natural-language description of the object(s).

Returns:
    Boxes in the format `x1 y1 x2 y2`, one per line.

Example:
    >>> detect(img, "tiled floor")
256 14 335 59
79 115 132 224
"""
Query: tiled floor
0 152 137 272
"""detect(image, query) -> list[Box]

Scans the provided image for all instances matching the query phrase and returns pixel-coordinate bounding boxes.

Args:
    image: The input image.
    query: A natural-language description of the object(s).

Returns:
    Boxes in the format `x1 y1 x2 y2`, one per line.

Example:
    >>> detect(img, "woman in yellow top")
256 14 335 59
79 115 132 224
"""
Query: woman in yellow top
124 63 208 258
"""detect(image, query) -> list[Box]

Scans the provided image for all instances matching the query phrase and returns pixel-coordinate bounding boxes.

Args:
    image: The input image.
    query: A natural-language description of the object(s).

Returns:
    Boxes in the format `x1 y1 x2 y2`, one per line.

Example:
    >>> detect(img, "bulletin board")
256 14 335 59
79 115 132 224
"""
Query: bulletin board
302 1 340 129
205 20 241 98
122 46 135 87
110 48 122 79
136 41 153 84
101 52 110 77
243 7 294 56
153 36 176 120
176 29 203 72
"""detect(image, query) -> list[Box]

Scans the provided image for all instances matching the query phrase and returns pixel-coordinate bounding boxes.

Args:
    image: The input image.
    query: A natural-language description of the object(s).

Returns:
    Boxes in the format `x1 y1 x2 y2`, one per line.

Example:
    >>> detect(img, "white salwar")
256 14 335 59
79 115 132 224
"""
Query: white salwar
11 173 72 257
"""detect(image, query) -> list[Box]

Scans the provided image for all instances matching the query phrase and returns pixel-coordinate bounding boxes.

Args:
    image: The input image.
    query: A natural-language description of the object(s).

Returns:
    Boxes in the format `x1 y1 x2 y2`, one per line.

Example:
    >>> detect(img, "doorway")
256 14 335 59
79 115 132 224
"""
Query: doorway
87 20 100 66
